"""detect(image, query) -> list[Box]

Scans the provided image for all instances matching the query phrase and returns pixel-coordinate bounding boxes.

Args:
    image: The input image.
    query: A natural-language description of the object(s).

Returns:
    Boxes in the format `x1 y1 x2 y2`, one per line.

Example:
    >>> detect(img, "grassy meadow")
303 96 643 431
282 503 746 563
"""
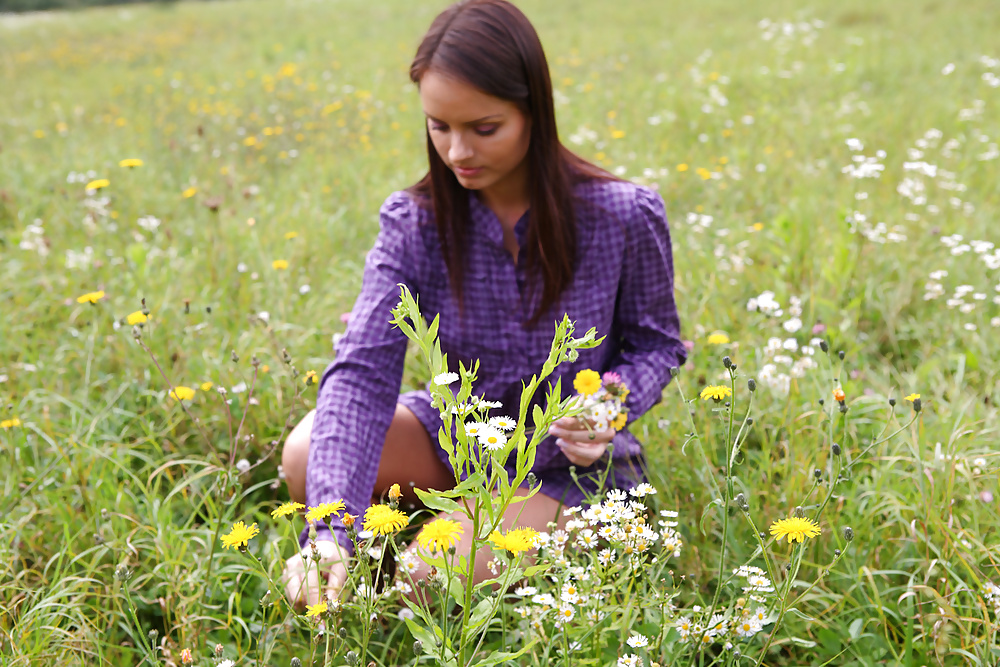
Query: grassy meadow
2 0 1000 664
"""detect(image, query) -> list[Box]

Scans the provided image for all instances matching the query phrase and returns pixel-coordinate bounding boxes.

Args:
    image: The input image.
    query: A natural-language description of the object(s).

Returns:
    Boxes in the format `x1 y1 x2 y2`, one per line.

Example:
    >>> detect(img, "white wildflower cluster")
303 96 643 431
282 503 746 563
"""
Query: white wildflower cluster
746 291 807 334
577 372 629 431
512 488 681 636
685 211 714 233
757 18 824 49
841 146 886 179
676 566 775 648
921 237 1000 330
137 215 161 232
757 336 821 396
844 210 906 244
895 129 974 216
19 219 49 257
65 169 99 184
714 240 753 276
617 654 643 667
463 412 515 452
568 125 599 146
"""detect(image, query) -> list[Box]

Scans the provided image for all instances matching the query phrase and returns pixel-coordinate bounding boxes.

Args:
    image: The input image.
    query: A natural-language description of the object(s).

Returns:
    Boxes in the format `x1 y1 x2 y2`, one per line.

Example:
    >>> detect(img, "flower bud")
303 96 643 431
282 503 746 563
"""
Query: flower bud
838 350 845 360
525 472 538 488
731 364 737 371
181 648 194 665
669 366 679 378
814 468 822 479
831 443 841 456
839 402 849 414
747 378 756 392
793 506 804 518
912 398 921 413
735 493 749 512
565 348 579 362
115 564 130 582
215 643 224 657
723 356 732 369
833 549 841 558
413 641 423 653
338 627 347 638
843 526 854 542
888 397 896 407
290 659 301 667
819 340 829 353
346 651 359 666
342 512 357 528
231 350 239 363
746 417 753 425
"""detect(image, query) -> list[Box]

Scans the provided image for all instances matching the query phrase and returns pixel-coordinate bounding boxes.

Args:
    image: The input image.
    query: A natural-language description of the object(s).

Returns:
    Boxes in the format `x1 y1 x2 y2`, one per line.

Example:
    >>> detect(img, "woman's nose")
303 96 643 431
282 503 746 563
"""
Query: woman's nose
448 132 474 164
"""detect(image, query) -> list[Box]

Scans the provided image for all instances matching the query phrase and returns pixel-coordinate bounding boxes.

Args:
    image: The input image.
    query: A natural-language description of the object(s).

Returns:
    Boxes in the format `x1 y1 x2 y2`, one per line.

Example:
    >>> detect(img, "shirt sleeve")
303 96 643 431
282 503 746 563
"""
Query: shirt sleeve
302 192 416 553
609 185 687 423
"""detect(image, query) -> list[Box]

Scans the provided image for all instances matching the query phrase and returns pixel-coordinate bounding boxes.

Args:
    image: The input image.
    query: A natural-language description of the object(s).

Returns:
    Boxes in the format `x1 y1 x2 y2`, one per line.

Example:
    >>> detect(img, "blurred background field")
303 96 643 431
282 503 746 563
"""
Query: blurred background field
1 0 999 664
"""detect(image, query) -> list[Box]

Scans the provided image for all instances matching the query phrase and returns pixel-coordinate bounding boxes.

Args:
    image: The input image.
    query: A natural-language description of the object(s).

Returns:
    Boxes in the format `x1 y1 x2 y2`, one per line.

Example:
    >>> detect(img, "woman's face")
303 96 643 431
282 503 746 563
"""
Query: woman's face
419 69 532 195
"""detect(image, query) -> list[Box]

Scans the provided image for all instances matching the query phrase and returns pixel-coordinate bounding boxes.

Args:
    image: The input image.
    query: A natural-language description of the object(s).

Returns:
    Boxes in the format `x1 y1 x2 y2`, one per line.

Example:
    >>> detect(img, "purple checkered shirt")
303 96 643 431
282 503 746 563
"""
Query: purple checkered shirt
305 178 687 551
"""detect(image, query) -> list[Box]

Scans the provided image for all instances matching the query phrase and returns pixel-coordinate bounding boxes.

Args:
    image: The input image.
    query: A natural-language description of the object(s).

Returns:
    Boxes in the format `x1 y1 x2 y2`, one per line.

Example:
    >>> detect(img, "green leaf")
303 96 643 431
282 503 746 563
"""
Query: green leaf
413 488 461 513
787 637 817 648
786 607 815 621
467 596 497 632
473 641 538 666
848 617 865 640
523 562 550 577
699 498 724 536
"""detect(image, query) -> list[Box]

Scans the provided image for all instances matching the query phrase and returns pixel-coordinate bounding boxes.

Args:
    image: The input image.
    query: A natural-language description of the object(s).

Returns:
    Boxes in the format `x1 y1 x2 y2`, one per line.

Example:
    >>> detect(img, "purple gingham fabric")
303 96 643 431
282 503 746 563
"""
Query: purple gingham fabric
304 178 687 551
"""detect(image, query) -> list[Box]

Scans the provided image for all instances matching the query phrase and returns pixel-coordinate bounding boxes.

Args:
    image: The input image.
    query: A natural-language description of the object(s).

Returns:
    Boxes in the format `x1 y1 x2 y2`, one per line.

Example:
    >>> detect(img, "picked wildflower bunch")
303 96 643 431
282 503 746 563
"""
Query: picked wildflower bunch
572 369 630 431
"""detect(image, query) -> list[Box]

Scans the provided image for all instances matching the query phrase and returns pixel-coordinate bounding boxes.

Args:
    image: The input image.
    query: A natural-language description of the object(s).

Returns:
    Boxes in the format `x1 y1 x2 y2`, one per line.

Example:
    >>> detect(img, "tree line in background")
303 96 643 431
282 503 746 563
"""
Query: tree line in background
1 0 181 12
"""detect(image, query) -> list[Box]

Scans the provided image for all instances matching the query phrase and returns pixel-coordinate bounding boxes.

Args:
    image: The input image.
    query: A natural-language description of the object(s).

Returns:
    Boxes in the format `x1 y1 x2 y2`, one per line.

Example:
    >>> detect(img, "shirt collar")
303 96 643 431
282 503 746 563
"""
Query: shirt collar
469 191 531 247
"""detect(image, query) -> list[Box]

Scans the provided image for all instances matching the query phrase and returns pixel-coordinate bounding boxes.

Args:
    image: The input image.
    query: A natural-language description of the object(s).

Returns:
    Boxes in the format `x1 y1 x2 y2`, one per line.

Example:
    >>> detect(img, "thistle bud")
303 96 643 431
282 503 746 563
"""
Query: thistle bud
723 356 732 369
843 526 854 542
730 363 737 371
747 378 756 392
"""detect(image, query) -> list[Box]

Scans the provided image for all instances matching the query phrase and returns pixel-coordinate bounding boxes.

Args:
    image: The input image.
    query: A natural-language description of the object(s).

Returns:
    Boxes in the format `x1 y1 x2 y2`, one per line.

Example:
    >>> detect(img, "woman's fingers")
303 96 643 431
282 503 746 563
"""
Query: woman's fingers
556 438 608 466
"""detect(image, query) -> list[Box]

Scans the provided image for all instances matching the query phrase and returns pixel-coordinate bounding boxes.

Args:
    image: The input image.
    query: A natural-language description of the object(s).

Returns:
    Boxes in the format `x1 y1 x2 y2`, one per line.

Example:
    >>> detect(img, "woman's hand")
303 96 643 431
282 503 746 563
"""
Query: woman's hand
281 539 349 607
548 415 615 467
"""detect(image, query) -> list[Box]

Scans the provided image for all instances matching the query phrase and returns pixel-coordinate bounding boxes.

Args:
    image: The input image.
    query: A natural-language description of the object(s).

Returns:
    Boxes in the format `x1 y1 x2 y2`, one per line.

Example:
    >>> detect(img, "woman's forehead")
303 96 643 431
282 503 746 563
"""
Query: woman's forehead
419 70 515 122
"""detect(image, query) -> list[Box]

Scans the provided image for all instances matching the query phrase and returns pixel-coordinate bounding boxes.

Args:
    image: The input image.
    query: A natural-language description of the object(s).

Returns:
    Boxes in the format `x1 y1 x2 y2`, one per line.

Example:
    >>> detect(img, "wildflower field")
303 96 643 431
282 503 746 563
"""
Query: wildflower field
2 0 999 664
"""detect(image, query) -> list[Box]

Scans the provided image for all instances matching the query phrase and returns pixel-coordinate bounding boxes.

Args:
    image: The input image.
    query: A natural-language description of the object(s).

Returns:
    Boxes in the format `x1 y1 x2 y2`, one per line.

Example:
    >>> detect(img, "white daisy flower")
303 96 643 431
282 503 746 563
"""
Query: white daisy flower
464 422 486 437
433 372 459 385
515 586 537 596
563 505 583 516
626 633 649 648
477 425 507 451
488 415 516 431
616 654 641 667
629 483 657 497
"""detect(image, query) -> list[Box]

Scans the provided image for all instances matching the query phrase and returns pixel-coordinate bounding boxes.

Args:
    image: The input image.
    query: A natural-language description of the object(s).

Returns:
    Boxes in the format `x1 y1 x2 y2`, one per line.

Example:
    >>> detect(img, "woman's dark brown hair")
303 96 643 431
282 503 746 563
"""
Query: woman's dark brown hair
408 0 615 327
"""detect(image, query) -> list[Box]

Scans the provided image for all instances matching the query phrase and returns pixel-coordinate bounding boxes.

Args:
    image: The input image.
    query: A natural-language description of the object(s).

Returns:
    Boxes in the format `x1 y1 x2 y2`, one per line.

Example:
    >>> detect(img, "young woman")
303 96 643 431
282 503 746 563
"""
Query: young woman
280 0 686 606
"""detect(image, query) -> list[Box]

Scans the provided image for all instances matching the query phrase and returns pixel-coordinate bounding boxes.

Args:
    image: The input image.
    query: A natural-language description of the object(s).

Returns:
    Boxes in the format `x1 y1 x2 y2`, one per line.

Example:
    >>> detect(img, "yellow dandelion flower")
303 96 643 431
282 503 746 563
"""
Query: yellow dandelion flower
707 332 730 345
244 136 258 147
752 222 764 231
271 501 305 519
260 365 270 373
220 521 259 550
1 418 22 429
76 290 105 304
700 385 732 402
904 393 920 402
284 231 299 240
126 311 147 326
416 518 464 552
85 179 109 191
387 483 402 501
200 381 214 391
305 601 327 618
182 187 198 198
573 369 602 396
676 163 689 172
611 129 626 139
769 516 821 544
611 412 628 431
362 505 409 536
488 527 539 554
272 259 289 270
303 370 318 384
305 501 346 523
119 158 144 168
169 386 196 401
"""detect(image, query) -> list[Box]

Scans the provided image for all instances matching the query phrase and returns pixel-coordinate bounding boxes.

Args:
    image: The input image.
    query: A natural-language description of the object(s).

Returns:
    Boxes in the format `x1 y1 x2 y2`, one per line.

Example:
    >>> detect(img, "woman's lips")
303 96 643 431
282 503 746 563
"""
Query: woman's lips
455 166 483 177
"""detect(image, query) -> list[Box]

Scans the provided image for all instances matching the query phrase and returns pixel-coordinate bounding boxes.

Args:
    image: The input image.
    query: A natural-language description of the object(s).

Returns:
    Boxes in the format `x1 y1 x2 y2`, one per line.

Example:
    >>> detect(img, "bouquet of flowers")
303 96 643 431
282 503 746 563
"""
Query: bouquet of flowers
572 369 630 434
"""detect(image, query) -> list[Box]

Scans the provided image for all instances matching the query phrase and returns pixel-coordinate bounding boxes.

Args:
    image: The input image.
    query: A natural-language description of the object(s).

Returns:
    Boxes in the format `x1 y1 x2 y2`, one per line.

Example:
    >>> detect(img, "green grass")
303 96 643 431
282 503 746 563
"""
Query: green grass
1 0 999 664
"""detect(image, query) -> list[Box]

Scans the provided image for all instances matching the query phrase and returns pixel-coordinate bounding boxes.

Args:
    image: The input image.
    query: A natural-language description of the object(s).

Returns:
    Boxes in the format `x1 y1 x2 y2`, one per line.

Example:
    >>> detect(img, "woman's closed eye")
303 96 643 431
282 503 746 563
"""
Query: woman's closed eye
429 123 498 136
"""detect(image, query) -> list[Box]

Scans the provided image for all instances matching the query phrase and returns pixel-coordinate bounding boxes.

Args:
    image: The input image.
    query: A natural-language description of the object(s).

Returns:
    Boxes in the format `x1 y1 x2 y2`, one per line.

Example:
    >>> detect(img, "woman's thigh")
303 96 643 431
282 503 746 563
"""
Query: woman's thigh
283 404 454 505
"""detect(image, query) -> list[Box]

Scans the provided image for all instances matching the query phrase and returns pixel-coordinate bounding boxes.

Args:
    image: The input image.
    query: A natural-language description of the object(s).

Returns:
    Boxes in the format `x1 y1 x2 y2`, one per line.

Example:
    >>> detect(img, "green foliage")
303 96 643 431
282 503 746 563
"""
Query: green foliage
1 0 999 665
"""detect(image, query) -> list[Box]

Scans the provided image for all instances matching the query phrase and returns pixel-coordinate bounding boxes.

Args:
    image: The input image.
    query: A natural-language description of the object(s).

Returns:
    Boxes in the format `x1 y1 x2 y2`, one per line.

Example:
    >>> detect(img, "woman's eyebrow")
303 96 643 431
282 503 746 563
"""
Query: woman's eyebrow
424 113 503 124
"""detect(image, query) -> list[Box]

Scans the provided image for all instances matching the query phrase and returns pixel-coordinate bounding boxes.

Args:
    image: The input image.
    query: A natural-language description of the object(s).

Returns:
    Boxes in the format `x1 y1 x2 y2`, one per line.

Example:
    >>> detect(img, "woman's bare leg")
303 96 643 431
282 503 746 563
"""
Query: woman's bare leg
282 405 454 506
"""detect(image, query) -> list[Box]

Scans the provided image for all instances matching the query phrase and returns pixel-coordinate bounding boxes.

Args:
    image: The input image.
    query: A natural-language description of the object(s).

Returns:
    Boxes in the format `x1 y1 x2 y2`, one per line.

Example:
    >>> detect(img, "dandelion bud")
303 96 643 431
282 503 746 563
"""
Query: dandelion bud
388 483 402 502
345 651 359 666
132 325 142 340
669 366 679 378
831 443 841 456
735 493 749 512
342 512 357 528
338 627 347 638
101 508 109 520
205 306 212 314
785 563 791 571
723 356 732 369
251 355 260 368
839 402 849 414
888 398 896 407
448 545 457 556
148 629 158 645
818 398 824 406
819 340 829 353
793 506 805 518
834 549 841 558
746 417 753 425
215 643 224 657
231 350 239 363
730 363 737 371
526 472 538 488
838 350 845 360
814 468 822 479
115 564 130 581
912 398 922 413
413 640 423 653
747 378 756 392
290 659 302 667
843 526 854 542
